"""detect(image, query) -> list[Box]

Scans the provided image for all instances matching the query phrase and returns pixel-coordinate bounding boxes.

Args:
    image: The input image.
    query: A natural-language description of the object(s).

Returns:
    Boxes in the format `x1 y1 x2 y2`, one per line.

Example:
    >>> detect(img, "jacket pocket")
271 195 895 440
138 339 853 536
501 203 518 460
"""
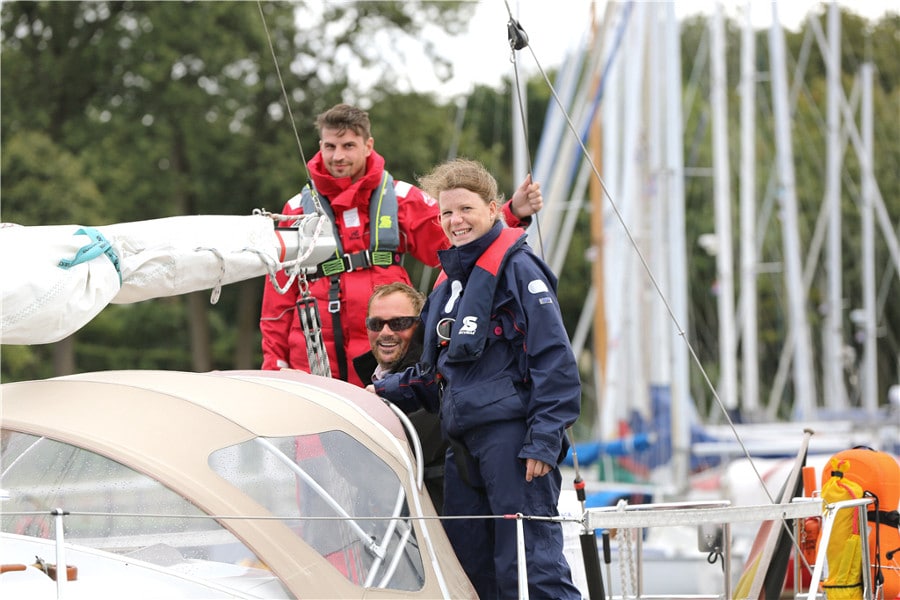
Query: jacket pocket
446 375 524 432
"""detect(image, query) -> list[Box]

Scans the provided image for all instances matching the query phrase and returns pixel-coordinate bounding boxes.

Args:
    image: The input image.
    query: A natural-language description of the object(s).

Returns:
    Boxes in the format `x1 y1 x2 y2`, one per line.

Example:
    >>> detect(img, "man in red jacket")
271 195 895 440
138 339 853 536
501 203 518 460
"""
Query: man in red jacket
260 103 542 387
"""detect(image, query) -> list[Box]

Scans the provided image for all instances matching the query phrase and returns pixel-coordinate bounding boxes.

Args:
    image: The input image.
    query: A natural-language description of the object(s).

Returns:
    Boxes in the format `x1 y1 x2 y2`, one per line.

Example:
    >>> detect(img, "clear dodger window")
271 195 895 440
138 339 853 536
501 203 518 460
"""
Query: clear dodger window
208 430 425 591
0 430 289 598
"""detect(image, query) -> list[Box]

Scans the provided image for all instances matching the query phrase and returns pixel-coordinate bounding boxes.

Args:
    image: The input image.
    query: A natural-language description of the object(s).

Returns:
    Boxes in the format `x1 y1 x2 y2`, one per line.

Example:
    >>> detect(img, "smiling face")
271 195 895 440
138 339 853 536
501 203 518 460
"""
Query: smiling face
319 126 373 182
366 291 419 371
438 188 499 247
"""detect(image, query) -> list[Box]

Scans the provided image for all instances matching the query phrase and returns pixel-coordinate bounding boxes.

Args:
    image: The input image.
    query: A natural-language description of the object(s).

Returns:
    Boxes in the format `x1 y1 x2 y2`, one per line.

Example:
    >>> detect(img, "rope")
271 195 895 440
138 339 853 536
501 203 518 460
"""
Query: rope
250 209 332 295
57 227 122 284
193 247 225 304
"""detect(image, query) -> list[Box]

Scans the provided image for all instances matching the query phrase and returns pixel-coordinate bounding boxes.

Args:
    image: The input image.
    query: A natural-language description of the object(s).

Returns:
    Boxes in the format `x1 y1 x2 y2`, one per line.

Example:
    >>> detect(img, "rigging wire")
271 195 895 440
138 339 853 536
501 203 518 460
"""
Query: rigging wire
256 1 333 377
505 6 600 549
256 1 309 177
504 0 545 260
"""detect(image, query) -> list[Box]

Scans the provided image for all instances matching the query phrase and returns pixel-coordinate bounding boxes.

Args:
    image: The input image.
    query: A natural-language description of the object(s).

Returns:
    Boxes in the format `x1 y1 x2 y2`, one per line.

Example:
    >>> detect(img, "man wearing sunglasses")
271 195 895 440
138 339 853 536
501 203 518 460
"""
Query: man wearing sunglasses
353 282 447 513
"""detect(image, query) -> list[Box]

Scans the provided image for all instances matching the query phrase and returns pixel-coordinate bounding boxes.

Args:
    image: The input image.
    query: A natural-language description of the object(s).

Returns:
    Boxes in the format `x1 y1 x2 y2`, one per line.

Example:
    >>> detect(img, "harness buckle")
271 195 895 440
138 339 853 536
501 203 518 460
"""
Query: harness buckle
328 300 340 313
437 318 455 341
344 250 372 271
315 250 397 279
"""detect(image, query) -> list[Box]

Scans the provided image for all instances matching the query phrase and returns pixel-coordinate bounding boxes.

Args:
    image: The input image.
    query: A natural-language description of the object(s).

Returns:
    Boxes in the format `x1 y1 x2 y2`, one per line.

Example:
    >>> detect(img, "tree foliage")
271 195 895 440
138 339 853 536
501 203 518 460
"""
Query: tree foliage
0 0 471 380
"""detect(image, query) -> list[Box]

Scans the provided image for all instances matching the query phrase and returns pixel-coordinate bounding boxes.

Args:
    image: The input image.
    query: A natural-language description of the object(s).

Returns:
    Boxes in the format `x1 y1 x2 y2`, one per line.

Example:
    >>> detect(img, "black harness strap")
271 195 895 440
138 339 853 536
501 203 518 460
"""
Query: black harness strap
327 275 348 381
298 172 401 382
448 436 485 493
423 465 445 480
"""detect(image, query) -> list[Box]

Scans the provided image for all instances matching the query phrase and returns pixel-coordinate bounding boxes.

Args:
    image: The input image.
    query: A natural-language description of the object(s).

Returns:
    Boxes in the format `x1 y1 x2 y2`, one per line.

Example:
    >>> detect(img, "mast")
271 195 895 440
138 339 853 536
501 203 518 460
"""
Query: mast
769 2 817 420
622 0 650 417
649 3 670 388
598 4 628 438
739 2 759 417
710 4 738 414
824 1 847 410
664 1 691 492
588 1 608 398
860 63 878 413
601 1 649 431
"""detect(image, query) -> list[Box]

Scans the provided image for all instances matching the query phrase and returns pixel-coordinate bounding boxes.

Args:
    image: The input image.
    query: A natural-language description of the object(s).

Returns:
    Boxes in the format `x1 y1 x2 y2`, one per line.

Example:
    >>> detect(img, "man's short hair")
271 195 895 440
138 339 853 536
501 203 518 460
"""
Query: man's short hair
368 282 426 316
316 103 372 139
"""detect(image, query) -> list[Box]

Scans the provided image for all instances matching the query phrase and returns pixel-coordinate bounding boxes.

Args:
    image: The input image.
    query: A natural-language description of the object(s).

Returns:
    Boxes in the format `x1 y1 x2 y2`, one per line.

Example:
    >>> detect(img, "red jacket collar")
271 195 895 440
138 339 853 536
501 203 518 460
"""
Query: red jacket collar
307 150 386 210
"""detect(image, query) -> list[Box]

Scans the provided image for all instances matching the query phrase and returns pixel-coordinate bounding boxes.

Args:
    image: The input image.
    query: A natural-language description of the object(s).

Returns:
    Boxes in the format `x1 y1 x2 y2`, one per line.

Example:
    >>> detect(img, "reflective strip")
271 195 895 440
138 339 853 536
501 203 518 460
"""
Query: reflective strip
320 258 346 276
371 251 395 267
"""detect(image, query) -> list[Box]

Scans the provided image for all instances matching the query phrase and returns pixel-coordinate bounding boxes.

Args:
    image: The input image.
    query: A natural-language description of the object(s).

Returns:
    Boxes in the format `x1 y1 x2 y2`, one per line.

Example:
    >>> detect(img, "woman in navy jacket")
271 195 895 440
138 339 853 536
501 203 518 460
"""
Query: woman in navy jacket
372 159 581 600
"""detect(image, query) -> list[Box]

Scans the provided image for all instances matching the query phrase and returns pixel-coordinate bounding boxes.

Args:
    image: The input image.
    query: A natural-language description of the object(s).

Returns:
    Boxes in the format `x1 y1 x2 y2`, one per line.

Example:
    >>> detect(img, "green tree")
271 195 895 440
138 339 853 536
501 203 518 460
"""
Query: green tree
1 1 473 381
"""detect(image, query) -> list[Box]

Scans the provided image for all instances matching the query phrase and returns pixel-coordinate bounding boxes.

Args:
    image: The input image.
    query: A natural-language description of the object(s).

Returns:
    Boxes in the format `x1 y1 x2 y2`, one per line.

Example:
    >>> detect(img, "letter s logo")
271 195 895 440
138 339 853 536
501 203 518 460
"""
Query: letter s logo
459 316 478 335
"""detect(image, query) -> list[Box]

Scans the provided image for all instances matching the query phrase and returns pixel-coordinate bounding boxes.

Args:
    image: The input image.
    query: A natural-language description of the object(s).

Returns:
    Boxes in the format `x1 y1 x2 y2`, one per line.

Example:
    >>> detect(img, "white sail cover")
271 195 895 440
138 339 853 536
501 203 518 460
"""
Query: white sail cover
1 214 335 345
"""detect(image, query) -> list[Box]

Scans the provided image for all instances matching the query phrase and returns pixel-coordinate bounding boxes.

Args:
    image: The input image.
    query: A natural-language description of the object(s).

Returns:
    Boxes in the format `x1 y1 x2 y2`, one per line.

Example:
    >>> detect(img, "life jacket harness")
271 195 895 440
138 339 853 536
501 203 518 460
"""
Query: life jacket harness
425 227 525 365
300 171 402 279
296 171 402 381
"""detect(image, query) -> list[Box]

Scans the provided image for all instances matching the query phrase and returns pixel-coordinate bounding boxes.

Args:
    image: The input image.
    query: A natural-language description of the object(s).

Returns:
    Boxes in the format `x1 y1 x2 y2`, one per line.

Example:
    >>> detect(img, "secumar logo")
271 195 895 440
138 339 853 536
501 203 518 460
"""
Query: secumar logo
459 316 478 335
378 215 393 229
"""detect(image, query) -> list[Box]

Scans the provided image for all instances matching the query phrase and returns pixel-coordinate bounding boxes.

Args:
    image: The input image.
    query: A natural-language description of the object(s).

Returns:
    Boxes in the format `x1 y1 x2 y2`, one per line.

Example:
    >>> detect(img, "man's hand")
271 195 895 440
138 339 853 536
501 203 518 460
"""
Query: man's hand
524 458 551 482
365 384 376 393
510 174 543 219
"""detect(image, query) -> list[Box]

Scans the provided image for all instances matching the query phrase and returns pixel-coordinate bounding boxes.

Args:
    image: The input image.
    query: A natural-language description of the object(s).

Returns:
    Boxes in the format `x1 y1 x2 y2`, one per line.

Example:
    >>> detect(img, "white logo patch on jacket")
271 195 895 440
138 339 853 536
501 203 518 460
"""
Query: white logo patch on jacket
527 279 549 294
459 316 478 335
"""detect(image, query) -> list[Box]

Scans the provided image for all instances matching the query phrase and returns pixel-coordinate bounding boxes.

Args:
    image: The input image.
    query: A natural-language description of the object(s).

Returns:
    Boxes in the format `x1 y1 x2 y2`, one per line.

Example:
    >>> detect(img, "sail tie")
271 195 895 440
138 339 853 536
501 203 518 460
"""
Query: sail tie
57 227 122 284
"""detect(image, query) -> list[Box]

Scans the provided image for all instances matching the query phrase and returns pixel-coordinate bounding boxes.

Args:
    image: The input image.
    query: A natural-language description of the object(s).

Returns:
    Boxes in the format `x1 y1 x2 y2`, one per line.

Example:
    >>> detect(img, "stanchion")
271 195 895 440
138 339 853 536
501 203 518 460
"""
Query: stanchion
568 428 606 600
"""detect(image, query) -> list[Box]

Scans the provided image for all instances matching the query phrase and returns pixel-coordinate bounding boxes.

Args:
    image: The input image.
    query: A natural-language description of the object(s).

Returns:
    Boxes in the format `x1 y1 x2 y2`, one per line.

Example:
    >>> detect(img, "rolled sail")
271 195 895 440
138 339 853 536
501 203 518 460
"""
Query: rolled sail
1 213 335 345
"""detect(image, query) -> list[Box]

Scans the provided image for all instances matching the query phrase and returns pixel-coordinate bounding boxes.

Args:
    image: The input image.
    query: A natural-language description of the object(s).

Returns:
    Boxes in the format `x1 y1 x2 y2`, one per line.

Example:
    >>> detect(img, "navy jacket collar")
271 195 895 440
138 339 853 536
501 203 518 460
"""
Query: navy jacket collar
437 221 504 283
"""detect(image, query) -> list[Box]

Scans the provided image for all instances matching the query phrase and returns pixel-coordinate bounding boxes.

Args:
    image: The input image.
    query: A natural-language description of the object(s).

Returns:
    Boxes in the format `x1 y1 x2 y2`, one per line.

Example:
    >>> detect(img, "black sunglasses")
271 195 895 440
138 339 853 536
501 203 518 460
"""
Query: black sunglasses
365 316 419 332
